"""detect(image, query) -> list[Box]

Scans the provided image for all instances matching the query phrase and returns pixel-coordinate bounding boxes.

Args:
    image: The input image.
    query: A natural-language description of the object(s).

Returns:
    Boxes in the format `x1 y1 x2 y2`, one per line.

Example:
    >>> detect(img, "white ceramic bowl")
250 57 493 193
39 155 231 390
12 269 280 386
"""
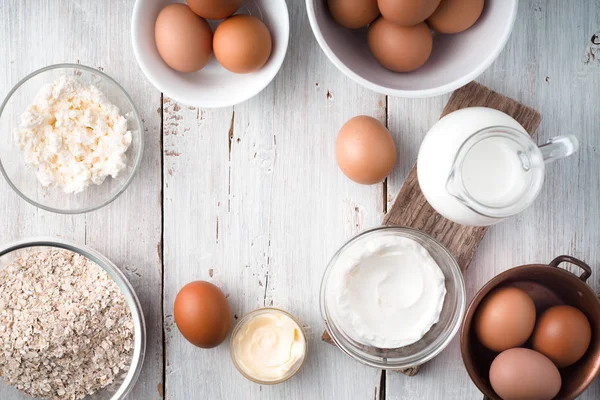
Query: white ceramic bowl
306 0 518 98
132 0 289 108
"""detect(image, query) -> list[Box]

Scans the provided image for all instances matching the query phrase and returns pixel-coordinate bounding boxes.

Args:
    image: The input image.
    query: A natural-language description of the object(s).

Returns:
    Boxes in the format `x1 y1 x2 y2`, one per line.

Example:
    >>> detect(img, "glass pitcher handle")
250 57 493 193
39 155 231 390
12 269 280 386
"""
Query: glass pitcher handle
538 135 579 163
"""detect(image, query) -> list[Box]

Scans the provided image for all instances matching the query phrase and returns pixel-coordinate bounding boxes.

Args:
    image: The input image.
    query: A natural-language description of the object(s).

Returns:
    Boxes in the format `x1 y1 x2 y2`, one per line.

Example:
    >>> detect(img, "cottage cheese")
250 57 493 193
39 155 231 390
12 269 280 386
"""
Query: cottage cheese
15 75 132 193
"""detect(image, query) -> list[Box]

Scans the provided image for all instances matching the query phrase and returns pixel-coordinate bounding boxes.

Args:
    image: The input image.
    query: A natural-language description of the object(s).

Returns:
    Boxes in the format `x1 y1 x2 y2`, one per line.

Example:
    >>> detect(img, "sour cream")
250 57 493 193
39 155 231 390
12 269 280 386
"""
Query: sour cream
328 235 446 348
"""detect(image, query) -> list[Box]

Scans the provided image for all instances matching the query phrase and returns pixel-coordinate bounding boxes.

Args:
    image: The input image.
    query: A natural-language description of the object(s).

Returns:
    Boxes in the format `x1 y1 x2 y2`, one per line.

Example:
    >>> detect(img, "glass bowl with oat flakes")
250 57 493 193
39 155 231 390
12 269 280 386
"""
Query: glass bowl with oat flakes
0 237 146 400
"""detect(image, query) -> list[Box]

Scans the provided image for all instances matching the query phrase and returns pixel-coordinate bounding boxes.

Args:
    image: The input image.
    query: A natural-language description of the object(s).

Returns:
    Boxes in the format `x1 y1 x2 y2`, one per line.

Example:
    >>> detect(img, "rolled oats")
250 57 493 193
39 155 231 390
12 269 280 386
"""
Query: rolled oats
0 249 134 400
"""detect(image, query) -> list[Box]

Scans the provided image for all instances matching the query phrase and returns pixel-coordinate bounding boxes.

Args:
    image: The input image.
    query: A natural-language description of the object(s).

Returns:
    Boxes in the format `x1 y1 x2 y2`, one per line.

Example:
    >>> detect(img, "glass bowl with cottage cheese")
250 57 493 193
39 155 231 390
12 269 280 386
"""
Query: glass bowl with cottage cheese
0 237 146 400
0 64 143 213
321 226 466 369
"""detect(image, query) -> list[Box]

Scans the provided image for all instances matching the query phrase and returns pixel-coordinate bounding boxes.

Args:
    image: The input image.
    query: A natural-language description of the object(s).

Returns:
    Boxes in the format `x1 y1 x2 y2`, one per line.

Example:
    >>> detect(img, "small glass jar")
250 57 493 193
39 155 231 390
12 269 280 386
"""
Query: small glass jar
230 308 307 384
320 226 466 369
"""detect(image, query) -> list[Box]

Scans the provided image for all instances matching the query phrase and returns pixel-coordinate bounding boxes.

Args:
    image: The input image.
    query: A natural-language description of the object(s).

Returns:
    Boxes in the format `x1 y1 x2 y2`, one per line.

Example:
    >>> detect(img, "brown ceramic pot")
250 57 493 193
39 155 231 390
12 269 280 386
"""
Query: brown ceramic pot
461 256 600 400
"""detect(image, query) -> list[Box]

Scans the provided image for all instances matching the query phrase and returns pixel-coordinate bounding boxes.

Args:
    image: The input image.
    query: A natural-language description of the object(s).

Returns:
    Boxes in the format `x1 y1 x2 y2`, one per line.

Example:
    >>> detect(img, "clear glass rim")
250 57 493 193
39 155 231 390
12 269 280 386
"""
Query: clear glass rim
320 226 466 369
0 237 147 400
0 63 145 214
445 125 544 219
230 307 308 385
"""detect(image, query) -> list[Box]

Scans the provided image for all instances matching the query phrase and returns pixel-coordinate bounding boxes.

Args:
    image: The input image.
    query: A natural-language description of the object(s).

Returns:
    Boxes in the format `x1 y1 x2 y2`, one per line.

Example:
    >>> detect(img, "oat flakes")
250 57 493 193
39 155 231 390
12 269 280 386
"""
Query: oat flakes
0 249 134 400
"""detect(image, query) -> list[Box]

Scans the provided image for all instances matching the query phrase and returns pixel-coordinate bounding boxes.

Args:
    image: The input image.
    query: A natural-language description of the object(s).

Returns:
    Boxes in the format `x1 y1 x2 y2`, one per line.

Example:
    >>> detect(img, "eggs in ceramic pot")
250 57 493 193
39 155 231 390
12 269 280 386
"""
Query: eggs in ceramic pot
474 286 536 352
186 0 242 20
367 18 432 72
174 281 231 348
213 15 273 74
327 0 380 29
155 4 213 73
377 0 441 27
335 115 396 184
427 0 485 34
532 305 592 368
489 348 561 400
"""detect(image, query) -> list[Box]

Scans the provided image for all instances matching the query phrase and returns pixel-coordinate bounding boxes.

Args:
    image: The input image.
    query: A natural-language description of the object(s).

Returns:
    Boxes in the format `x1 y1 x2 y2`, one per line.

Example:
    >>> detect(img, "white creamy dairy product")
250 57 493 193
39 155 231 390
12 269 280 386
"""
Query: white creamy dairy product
329 235 446 348
231 310 306 382
15 75 132 194
417 107 535 226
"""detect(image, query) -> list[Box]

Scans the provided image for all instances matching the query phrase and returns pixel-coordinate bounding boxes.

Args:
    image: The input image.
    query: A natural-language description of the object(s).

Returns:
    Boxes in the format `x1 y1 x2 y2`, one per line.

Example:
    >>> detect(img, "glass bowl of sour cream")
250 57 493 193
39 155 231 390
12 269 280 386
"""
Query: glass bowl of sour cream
321 226 466 369
0 64 143 214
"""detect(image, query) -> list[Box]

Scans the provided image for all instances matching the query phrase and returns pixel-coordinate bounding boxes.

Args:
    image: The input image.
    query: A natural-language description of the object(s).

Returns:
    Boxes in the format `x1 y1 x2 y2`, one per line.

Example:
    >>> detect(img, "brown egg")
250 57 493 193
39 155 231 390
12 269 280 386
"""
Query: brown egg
336 116 396 185
174 281 231 348
328 0 380 29
367 17 432 72
186 0 242 20
532 305 592 368
377 0 441 26
427 0 485 34
213 15 272 74
474 286 536 352
155 4 213 73
490 348 561 400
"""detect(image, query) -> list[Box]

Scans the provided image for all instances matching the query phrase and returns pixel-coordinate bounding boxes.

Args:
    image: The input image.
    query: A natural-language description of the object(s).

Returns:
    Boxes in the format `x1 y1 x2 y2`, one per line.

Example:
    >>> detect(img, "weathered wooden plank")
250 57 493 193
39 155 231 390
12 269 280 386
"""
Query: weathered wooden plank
0 1 163 399
162 1 387 398
387 1 600 399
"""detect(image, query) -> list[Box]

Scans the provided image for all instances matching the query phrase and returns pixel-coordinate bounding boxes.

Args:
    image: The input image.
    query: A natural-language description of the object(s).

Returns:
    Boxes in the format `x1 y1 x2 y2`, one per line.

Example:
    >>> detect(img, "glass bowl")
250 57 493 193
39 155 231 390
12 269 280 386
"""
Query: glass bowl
320 226 466 369
230 308 307 385
0 64 143 214
0 237 146 400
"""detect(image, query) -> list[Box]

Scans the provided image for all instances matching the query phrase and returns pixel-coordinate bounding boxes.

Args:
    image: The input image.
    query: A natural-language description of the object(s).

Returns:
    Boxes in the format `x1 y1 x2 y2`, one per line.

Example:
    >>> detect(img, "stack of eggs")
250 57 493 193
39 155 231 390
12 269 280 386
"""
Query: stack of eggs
474 287 592 400
155 0 272 74
327 0 484 72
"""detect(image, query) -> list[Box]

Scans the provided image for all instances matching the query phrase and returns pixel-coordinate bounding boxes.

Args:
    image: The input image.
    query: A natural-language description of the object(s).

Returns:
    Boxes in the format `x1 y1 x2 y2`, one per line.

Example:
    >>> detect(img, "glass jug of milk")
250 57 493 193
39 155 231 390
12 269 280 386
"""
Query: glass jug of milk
417 107 578 226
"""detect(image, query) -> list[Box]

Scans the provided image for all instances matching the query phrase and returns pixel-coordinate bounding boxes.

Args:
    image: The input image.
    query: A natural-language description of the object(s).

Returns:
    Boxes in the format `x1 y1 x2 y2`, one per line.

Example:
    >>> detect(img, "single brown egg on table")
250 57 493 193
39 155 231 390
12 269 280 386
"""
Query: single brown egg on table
336 116 396 185
427 0 485 34
328 0 380 29
532 305 592 368
186 0 242 20
155 4 213 73
174 281 231 348
474 286 536 352
213 15 272 74
489 348 561 400
377 0 441 26
367 17 432 72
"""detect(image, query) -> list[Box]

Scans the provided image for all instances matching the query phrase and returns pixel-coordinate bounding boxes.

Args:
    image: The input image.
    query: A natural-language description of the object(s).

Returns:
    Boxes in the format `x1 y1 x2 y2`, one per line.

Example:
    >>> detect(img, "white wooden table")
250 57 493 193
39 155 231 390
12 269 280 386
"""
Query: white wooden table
1 1 599 399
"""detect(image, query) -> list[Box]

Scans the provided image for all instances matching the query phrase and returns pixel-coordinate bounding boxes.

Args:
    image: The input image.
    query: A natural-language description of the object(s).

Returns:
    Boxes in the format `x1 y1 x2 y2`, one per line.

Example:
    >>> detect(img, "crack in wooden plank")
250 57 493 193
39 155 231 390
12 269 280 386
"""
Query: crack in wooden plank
159 92 166 400
228 111 235 212
263 272 269 307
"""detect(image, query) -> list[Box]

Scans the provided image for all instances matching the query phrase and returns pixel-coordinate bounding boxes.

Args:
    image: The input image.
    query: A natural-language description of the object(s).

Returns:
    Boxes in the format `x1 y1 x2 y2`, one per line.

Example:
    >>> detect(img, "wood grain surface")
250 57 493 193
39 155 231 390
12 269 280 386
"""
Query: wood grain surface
0 1 599 400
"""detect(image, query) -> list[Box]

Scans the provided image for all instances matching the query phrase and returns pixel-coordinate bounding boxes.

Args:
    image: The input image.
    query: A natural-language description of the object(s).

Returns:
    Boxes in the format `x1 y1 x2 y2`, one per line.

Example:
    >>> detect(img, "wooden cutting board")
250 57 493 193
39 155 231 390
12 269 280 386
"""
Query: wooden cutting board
322 81 542 376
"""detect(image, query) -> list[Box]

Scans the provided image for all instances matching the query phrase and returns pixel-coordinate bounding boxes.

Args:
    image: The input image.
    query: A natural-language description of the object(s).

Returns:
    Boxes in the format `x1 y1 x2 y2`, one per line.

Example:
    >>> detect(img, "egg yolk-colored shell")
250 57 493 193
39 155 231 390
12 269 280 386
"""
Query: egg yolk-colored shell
155 4 213 73
174 281 231 348
367 18 432 72
186 0 242 20
328 0 380 29
474 286 536 352
213 15 272 74
427 0 485 34
532 305 592 368
489 348 562 400
377 0 441 26
336 116 396 185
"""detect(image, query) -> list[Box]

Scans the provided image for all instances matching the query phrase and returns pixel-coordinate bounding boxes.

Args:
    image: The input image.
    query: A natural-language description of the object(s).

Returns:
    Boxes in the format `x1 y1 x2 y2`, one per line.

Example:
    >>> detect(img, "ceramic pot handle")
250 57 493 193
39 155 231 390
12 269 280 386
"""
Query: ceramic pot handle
549 255 592 282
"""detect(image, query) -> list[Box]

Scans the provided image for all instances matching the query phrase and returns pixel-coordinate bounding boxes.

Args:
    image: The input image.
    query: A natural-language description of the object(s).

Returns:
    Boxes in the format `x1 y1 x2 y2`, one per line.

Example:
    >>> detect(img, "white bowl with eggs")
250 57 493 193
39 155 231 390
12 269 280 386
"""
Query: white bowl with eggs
306 0 519 98
131 0 289 108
